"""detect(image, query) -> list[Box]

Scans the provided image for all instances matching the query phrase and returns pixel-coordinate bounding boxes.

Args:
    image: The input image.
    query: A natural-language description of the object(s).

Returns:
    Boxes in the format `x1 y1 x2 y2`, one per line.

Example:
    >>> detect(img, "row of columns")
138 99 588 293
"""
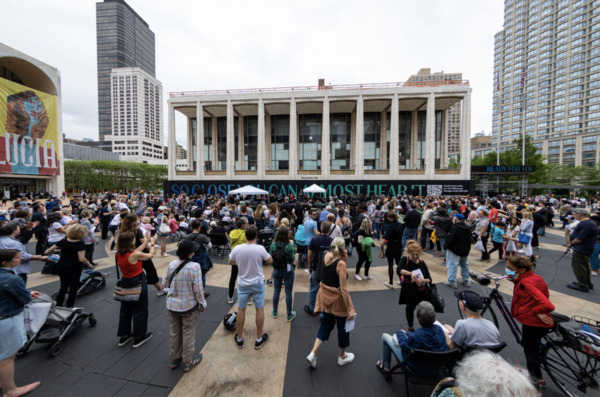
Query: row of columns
168 91 472 180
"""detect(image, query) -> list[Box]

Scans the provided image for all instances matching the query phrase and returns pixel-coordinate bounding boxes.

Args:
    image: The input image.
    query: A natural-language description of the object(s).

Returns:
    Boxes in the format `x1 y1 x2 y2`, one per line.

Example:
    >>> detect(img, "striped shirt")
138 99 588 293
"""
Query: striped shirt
162 259 207 312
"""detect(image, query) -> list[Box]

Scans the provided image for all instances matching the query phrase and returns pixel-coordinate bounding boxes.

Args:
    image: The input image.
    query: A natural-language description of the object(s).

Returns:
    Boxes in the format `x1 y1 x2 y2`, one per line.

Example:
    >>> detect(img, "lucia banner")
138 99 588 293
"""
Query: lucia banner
0 77 60 176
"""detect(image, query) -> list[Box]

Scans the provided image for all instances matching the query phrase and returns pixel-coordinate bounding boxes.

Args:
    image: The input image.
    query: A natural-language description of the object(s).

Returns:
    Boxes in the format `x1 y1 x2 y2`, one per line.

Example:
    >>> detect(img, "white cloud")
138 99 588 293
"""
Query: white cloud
0 0 504 149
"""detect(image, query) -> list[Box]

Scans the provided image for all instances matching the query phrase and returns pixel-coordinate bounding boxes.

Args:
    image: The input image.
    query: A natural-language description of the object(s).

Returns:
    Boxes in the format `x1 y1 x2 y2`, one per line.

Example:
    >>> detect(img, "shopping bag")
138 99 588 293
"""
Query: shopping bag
23 302 52 335
473 240 485 251
518 232 531 244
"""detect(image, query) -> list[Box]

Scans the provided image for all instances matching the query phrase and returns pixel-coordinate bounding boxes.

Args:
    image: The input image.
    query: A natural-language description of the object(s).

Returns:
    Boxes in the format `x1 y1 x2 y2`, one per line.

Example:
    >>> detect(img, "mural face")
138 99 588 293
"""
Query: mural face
164 180 475 197
0 80 59 176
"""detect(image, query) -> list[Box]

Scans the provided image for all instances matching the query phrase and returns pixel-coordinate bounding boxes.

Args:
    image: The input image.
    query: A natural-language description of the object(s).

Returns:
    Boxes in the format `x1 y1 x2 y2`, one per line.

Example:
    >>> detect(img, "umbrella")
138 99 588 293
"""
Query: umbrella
303 184 326 193
228 185 269 195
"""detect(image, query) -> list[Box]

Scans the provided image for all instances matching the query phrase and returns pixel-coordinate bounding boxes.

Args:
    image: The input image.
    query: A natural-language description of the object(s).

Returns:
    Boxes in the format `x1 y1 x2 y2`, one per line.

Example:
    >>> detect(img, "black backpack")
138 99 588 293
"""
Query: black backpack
271 244 287 270
314 246 330 283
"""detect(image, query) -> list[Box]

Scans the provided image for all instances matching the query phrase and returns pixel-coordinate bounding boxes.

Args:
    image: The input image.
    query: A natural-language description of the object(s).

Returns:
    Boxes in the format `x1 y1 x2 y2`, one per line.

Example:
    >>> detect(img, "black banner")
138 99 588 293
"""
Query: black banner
471 165 535 173
164 179 475 197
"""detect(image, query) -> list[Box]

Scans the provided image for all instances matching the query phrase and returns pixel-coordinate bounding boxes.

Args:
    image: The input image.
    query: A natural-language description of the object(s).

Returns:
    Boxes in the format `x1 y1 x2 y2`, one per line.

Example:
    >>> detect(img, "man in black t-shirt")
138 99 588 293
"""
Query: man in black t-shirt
280 196 294 215
515 200 525 219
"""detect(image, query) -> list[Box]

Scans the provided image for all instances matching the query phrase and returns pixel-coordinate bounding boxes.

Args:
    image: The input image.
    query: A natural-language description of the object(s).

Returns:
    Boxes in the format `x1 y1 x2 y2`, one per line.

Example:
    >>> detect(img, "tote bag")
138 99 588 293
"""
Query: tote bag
518 232 531 244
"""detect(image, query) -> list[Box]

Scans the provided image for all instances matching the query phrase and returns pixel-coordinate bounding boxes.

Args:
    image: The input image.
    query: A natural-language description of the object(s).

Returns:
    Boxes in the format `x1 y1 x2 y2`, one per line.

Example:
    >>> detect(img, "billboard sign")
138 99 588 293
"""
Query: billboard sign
0 78 60 176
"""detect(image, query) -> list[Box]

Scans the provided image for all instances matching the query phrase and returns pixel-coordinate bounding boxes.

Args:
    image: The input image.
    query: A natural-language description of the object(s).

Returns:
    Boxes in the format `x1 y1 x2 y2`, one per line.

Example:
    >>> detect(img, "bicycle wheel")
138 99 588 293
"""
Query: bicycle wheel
542 340 600 396
457 296 499 329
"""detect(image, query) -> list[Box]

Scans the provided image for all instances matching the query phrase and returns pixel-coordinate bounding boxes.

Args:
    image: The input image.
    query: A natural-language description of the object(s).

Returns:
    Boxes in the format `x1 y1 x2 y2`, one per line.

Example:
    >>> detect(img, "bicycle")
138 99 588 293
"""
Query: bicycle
459 272 600 397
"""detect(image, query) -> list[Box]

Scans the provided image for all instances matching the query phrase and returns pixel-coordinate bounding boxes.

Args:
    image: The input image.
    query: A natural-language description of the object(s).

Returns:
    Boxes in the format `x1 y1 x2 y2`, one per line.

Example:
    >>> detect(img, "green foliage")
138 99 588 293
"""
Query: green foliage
471 136 549 185
551 164 600 195
65 160 167 191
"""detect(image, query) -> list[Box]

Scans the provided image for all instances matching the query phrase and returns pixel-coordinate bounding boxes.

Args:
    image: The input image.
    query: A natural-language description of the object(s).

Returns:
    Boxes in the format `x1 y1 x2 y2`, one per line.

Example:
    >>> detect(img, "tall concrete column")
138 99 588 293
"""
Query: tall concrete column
425 93 436 178
226 100 235 177
168 104 177 179
186 118 193 171
380 111 387 171
390 94 399 178
441 109 449 168
460 90 472 179
238 116 244 170
411 110 418 168
322 97 330 178
211 116 217 171
289 98 297 177
257 99 266 179
355 95 364 177
196 102 204 178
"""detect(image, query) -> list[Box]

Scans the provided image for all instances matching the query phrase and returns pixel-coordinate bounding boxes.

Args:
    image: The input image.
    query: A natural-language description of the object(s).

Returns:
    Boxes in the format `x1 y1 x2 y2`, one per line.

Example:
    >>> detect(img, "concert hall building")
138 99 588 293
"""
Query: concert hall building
165 79 475 197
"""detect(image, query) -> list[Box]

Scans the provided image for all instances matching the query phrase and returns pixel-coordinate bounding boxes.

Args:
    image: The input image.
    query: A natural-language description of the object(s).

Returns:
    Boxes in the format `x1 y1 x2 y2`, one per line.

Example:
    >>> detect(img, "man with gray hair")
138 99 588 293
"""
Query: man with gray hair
567 208 598 292
376 301 448 379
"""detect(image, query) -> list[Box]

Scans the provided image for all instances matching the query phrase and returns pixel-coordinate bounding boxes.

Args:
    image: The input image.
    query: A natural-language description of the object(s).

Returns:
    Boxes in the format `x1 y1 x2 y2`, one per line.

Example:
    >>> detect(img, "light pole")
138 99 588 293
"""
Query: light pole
549 164 562 185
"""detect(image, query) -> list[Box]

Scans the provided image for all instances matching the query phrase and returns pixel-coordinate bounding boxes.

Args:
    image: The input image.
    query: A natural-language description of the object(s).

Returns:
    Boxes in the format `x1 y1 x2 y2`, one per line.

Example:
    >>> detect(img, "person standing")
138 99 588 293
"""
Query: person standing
430 205 453 262
98 200 112 240
269 227 297 321
401 202 421 254
79 210 99 267
306 237 355 368
505 256 555 390
474 209 491 261
162 240 207 372
305 221 333 315
45 225 94 307
185 219 213 297
590 215 600 277
31 204 48 255
383 212 403 289
0 249 42 397
354 218 374 281
0 223 51 286
520 211 534 257
441 214 472 289
567 209 599 292
420 203 435 250
227 217 248 304
229 225 273 349
397 241 432 332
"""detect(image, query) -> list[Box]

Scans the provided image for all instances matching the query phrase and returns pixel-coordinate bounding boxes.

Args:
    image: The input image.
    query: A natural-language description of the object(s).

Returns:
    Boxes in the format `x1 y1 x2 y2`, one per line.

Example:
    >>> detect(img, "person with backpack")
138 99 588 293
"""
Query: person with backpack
349 205 366 257
269 227 297 322
162 240 207 373
305 221 333 316
336 208 352 254
354 218 374 281
184 219 213 298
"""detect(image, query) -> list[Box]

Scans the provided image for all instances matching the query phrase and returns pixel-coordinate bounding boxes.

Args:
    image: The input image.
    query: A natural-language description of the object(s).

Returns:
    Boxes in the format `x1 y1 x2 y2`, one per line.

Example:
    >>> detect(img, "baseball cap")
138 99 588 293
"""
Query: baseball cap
0 210 7 216
452 214 465 220
454 290 483 312
158 206 167 210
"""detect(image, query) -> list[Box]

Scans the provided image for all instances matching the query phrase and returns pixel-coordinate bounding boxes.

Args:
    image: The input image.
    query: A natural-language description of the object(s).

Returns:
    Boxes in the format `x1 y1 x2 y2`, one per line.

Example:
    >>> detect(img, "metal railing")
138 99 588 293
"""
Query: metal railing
169 80 470 97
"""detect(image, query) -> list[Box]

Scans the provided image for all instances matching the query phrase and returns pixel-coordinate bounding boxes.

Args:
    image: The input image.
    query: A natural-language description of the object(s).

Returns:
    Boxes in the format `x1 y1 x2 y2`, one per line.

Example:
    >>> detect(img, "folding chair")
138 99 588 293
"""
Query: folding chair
209 233 230 259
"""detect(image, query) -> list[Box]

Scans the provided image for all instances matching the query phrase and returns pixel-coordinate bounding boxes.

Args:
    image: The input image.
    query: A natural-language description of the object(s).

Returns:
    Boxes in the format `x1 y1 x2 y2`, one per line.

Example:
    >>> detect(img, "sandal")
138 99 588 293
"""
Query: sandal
171 357 183 370
376 361 391 381
183 353 202 373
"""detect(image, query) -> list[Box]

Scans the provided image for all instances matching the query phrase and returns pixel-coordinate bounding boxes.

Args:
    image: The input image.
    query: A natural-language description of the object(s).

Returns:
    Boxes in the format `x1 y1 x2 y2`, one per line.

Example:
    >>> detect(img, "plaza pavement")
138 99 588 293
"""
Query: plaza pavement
14 222 598 397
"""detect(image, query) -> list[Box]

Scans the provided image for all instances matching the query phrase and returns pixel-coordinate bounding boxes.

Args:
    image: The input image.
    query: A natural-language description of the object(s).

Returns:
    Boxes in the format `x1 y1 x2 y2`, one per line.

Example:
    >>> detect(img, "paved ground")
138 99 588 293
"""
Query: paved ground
13 225 599 397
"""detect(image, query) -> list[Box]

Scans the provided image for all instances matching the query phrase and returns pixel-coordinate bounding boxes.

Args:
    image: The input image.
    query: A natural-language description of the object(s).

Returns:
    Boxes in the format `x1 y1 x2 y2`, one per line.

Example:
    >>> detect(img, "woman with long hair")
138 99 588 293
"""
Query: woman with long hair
155 209 170 257
336 208 352 253
475 209 491 261
397 240 432 332
306 237 355 368
520 211 534 257
46 211 70 247
267 203 278 229
255 204 265 231
504 217 520 258
118 213 167 296
79 209 99 267
269 227 297 321
115 231 156 348
0 249 42 396
45 225 94 307
383 211 403 289
354 218 374 281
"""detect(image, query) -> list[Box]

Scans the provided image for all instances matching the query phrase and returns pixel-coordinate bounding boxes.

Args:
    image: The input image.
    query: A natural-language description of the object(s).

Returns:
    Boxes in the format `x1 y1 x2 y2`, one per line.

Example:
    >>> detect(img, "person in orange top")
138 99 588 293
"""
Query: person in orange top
506 256 555 390
115 231 157 349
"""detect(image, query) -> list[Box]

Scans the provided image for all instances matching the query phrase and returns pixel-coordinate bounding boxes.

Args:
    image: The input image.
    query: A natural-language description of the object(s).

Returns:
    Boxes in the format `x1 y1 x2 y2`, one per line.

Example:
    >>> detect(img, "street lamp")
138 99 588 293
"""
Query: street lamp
549 164 562 185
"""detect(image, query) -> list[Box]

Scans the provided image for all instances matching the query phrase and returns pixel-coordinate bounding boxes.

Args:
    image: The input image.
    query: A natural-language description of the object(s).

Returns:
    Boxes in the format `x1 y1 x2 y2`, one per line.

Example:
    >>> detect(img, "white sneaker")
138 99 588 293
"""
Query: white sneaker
304 269 310 275
592 270 598 276
396 281 402 286
248 296 254 305
338 352 355 366
157 288 169 297
306 352 317 368
228 296 234 304
384 282 394 289
162 253 171 257
109 250 117 254
363 275 373 280
354 274 362 281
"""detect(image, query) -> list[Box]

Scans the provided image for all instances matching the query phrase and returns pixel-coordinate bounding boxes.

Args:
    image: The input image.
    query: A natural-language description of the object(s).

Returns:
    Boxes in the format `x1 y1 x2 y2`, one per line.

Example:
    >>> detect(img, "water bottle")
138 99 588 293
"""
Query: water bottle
227 312 237 325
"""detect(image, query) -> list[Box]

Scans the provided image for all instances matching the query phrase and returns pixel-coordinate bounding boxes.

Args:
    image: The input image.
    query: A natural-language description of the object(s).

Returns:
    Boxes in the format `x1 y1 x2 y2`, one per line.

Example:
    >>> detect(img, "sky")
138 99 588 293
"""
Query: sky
0 0 505 150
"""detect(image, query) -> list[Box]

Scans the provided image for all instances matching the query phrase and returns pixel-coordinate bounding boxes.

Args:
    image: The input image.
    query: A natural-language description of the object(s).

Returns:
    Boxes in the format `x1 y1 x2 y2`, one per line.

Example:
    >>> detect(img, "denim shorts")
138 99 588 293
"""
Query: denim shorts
0 312 27 360
158 232 169 237
237 280 266 309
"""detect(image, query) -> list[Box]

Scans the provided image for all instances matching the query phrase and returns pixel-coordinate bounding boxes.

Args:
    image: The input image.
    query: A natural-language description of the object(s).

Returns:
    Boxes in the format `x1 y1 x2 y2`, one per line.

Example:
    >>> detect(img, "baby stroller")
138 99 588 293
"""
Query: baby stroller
51 269 110 301
18 294 96 357
257 228 274 250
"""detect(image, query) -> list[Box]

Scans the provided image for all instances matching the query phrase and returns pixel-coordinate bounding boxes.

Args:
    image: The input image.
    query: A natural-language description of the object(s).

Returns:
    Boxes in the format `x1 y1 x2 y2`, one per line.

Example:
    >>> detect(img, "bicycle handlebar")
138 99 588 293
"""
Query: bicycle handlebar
486 273 510 281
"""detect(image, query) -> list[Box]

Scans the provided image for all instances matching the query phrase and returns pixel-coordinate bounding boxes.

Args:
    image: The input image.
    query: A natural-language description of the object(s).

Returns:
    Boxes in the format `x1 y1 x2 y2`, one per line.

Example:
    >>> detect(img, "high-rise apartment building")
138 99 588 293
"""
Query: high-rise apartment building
104 67 163 162
493 0 600 167
407 69 463 154
96 0 155 142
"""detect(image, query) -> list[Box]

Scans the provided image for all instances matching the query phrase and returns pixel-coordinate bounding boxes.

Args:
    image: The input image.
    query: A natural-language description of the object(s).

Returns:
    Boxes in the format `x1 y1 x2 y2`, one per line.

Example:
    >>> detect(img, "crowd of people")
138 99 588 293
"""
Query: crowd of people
0 189 598 396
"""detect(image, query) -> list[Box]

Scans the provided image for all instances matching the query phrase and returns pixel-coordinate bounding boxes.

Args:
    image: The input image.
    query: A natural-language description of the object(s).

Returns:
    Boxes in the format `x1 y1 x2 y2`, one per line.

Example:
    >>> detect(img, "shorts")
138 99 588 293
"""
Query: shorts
159 232 169 237
237 280 266 309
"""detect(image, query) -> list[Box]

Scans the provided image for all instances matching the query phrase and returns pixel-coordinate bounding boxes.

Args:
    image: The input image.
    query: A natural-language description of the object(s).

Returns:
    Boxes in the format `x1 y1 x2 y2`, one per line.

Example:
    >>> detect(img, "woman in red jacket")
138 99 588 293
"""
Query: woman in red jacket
506 256 555 389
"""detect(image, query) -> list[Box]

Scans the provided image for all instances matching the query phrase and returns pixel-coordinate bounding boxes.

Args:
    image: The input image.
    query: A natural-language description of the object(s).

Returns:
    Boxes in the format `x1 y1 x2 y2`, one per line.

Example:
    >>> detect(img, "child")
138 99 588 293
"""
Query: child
488 221 506 261
504 217 519 258
140 216 154 237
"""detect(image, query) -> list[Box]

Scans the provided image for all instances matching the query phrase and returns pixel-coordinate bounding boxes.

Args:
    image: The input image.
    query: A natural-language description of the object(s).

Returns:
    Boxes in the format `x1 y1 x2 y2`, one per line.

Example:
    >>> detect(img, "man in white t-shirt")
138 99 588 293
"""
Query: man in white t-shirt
229 225 273 350
443 291 500 349
118 199 130 213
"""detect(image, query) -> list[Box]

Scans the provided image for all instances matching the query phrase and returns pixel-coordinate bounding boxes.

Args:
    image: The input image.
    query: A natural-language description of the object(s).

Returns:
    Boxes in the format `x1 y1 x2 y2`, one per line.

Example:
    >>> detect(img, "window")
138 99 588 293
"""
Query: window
270 115 290 170
299 114 322 170
330 113 352 170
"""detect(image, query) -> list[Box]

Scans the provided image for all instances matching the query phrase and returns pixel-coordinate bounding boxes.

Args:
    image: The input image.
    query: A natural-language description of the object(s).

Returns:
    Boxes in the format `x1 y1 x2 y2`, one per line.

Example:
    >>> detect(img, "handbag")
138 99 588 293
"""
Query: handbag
112 257 142 302
159 222 170 234
379 250 386 259
518 232 531 244
427 284 445 313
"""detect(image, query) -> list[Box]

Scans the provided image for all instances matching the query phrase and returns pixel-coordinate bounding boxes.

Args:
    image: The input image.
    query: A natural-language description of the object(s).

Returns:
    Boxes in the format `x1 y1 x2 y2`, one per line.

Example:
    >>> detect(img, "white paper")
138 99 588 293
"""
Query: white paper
411 269 426 286
345 313 357 332
434 320 451 335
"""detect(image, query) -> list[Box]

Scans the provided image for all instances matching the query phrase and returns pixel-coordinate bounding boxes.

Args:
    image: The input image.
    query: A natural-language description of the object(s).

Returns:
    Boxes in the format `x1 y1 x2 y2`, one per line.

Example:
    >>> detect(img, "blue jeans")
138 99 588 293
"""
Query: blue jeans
401 228 418 253
439 236 447 260
381 333 405 370
373 222 380 239
308 271 320 312
272 269 295 316
256 221 264 231
538 226 545 236
317 312 350 349
420 228 434 249
381 222 388 237
446 249 470 284
591 242 600 271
